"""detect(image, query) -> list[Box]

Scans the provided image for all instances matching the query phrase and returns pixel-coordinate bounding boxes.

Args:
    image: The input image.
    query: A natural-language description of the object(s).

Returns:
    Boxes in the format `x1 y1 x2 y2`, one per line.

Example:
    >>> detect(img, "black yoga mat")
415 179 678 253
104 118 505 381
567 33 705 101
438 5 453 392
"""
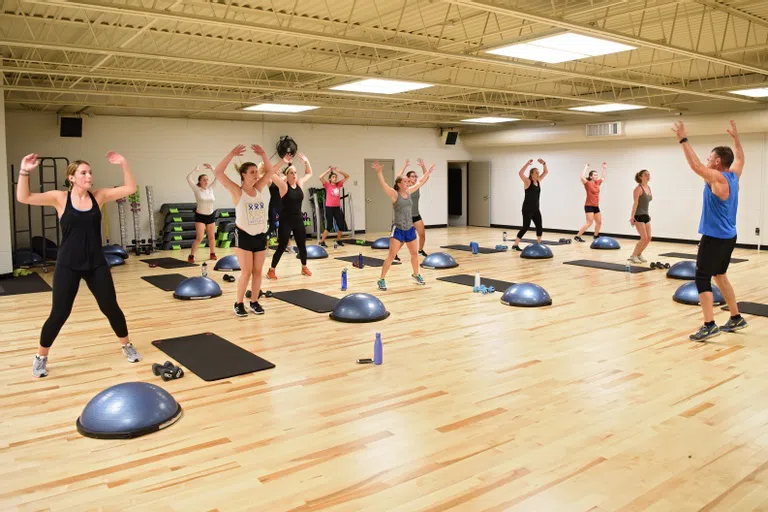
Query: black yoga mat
141 273 188 292
564 259 653 274
335 255 401 267
521 239 569 246
0 273 52 296
152 332 275 381
271 289 339 313
141 257 197 269
659 252 748 263
339 239 374 247
722 302 768 317
441 244 506 254
437 274 515 291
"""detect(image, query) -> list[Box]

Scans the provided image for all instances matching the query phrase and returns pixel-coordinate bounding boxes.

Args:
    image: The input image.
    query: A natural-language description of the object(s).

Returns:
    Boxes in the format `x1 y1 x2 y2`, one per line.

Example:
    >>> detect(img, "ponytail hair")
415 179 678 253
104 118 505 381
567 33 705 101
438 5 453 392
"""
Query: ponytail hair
634 169 649 183
197 174 207 186
237 161 257 182
64 160 90 189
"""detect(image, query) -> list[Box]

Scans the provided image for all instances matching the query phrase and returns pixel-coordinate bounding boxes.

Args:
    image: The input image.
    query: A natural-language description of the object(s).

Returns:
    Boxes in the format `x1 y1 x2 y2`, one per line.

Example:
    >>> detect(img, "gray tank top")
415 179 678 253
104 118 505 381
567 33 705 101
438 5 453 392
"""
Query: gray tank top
636 186 652 216
411 188 420 217
393 192 413 230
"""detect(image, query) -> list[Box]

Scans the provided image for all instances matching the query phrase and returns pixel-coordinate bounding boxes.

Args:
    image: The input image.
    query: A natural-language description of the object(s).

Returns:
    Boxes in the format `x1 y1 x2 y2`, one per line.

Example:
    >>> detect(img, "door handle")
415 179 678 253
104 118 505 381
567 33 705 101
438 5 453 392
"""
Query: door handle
367 198 372 203
483 195 489 200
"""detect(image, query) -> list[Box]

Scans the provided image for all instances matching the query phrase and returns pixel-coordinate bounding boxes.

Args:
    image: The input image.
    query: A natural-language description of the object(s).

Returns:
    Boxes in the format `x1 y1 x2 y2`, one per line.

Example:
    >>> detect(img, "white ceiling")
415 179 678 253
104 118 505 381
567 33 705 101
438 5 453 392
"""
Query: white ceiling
2 0 767 127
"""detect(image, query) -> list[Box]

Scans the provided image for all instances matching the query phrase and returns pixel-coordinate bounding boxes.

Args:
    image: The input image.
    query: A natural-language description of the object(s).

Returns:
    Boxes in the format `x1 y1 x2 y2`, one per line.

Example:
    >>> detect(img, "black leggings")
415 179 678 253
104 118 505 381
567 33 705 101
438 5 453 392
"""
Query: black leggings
40 264 128 348
271 215 308 267
516 209 543 239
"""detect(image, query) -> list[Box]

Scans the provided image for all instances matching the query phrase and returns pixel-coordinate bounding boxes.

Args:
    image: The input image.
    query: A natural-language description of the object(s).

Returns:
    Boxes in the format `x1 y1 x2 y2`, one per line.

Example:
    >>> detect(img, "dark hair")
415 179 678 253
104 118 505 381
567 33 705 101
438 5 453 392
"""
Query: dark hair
197 174 207 186
393 176 406 190
587 170 598 181
238 161 257 182
406 170 417 179
329 171 337 180
634 169 649 183
711 146 734 169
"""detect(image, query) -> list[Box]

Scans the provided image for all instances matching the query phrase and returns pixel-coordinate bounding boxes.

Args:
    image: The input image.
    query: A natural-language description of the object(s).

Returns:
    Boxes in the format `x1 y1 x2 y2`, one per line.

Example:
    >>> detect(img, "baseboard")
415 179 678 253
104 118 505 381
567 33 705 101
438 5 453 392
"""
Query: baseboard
425 224 448 229
489 224 762 250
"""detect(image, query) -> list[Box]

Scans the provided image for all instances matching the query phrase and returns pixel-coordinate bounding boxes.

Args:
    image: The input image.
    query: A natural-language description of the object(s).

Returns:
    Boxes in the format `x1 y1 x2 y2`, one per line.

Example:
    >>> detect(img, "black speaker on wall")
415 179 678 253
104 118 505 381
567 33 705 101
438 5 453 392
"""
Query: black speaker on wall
443 131 459 145
448 167 462 216
60 117 83 138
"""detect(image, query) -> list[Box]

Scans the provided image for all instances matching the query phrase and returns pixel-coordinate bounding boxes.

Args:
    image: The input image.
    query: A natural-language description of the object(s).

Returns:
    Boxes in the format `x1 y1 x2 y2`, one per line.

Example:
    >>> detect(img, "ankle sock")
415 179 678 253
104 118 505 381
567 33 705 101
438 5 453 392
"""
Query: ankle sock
730 314 742 321
705 320 716 328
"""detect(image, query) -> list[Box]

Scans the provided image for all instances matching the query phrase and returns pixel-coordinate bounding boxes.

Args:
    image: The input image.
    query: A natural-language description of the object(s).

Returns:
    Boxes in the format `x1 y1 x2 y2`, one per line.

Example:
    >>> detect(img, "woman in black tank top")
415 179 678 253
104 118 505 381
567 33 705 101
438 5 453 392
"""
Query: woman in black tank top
16 152 141 378
268 153 314 279
512 158 549 250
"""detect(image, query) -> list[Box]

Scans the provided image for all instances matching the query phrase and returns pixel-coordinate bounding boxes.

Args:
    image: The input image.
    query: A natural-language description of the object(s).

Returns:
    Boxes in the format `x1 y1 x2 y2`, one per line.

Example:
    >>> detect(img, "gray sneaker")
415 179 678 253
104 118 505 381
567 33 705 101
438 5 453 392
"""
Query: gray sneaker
32 355 49 378
122 343 141 363
412 274 426 286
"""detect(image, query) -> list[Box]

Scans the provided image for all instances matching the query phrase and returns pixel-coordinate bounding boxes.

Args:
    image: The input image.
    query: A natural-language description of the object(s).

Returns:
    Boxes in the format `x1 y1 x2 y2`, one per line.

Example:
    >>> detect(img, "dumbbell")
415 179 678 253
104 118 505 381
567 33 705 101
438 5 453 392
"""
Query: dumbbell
495 244 509 250
223 274 236 282
152 361 183 381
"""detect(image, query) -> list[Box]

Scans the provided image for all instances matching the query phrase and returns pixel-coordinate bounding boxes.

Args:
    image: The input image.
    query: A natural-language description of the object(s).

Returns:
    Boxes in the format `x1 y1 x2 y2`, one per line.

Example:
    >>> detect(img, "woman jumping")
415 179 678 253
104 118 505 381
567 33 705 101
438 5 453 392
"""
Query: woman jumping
373 160 434 291
186 164 217 263
397 158 432 257
267 153 313 279
574 162 607 242
629 170 653 263
17 152 141 378
319 166 350 247
512 158 548 250
213 144 277 317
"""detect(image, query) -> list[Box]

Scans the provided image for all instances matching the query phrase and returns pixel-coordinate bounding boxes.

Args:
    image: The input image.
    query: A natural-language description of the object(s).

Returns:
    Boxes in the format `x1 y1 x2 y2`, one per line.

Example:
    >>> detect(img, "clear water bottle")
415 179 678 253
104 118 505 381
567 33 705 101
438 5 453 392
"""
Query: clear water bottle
474 272 481 288
502 231 507 242
625 260 630 273
333 242 338 249
374 333 383 365
201 262 208 278
341 268 348 291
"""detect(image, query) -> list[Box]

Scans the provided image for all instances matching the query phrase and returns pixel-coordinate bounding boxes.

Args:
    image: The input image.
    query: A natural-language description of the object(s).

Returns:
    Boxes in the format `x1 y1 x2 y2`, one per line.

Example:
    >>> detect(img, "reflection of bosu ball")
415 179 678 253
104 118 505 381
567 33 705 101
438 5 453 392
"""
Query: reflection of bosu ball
372 237 390 250
298 244 328 259
103 244 129 259
105 253 125 267
329 293 390 323
590 236 620 250
214 254 240 271
673 281 724 305
276 135 298 159
500 283 552 307
173 277 222 300
421 252 458 269
521 243 553 259
12 249 44 267
666 260 696 280
76 382 182 439
31 236 58 260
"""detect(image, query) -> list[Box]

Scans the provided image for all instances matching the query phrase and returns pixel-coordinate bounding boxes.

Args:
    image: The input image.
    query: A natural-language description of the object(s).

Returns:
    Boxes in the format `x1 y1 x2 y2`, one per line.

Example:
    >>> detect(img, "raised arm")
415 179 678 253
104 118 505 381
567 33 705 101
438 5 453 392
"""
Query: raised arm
297 153 313 188
213 145 247 202
204 164 217 187
519 159 532 185
272 166 288 197
726 120 744 177
396 159 410 179
251 144 277 192
601 162 607 181
538 159 549 181
186 166 199 189
409 163 435 193
15 153 66 209
93 152 138 206
580 164 590 184
629 186 641 225
672 121 726 189
335 167 350 183
318 167 332 185
373 161 398 202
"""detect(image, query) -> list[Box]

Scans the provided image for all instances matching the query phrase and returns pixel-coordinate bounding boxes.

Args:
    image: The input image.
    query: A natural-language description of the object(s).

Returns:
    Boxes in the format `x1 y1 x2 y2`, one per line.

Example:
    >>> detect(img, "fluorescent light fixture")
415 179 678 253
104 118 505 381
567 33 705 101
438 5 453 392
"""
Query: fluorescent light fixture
329 78 433 95
729 87 768 98
487 33 635 64
243 104 319 113
568 103 646 113
461 117 519 124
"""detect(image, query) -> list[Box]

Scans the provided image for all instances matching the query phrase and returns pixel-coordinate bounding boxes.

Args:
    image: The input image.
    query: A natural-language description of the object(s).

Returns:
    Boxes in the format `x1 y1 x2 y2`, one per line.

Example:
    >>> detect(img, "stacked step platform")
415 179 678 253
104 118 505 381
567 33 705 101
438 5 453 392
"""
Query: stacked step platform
159 203 235 251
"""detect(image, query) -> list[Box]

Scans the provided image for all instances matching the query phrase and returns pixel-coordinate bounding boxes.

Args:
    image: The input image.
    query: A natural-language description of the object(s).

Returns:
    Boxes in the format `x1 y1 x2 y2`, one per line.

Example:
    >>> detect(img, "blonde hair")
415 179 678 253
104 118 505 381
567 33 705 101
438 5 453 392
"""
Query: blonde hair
65 160 90 189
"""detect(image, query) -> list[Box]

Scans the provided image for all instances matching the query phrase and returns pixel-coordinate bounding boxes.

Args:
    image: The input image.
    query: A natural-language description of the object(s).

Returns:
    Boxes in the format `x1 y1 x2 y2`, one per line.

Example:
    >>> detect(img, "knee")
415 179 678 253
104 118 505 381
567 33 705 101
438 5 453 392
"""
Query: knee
695 271 712 294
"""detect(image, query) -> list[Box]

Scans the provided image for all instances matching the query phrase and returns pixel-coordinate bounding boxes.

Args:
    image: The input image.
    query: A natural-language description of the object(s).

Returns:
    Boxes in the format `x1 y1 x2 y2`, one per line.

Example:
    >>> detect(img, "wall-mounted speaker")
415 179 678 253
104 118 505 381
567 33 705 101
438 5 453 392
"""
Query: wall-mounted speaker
442 130 459 145
60 117 83 138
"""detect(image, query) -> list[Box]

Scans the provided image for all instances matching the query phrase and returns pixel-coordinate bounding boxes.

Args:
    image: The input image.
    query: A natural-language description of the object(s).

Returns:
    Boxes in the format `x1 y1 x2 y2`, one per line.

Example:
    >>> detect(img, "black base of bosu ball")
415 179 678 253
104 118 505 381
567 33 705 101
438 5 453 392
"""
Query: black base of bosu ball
590 236 621 250
214 254 240 271
329 293 390 323
372 237 390 250
673 281 725 306
421 252 458 269
297 244 329 259
76 382 182 439
500 282 552 307
520 243 553 259
666 260 696 280
174 276 222 300
103 244 129 259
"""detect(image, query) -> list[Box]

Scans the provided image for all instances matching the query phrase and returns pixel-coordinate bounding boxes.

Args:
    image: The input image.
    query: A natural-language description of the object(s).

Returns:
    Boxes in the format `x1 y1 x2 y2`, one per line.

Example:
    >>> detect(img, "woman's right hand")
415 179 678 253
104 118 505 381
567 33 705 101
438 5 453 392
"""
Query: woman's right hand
21 153 39 172
629 218 636 226
230 145 246 157
372 161 383 174
203 163 213 170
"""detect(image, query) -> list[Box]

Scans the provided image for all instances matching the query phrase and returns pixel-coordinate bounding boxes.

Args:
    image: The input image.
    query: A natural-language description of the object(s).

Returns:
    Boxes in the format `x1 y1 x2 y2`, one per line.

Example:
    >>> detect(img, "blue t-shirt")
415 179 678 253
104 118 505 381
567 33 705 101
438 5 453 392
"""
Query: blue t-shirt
699 171 738 239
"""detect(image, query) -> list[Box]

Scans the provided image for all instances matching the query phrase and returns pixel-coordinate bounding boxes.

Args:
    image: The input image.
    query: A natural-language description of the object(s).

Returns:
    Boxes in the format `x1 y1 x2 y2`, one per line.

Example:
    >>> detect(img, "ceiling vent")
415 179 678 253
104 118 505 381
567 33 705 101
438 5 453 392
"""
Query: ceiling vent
586 121 623 137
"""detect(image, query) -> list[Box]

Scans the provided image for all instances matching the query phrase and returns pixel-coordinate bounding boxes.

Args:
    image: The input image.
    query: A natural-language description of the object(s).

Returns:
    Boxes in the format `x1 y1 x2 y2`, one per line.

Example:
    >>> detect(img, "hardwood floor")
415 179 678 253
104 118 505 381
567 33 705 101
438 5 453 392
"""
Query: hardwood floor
1 227 767 511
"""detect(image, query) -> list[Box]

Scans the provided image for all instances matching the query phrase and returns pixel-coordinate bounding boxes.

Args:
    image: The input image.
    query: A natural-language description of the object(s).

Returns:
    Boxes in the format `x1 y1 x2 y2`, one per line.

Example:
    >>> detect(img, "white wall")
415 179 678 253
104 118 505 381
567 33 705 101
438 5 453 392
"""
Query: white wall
483 133 767 246
4 112 471 246
0 90 12 274
448 161 467 227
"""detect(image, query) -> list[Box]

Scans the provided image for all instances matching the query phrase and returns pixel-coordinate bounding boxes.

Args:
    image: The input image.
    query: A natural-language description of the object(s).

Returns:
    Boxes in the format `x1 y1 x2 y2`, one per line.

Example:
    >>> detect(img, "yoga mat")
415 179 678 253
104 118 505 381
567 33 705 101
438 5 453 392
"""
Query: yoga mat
564 259 653 274
141 257 197 269
335 255 400 267
722 302 768 317
659 252 747 263
441 244 506 254
0 273 52 296
141 274 188 292
271 289 339 313
437 274 515 291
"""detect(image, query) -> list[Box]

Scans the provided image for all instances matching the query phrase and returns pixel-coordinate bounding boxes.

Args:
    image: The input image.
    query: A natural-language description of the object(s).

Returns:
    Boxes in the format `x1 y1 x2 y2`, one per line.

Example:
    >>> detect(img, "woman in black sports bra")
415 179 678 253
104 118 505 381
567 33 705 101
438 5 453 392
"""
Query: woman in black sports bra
16 152 141 378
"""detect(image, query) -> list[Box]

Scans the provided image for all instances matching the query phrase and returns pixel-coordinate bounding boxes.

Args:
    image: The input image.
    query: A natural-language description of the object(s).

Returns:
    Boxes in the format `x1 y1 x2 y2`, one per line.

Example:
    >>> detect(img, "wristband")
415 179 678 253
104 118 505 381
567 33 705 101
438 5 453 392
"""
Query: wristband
679 137 688 144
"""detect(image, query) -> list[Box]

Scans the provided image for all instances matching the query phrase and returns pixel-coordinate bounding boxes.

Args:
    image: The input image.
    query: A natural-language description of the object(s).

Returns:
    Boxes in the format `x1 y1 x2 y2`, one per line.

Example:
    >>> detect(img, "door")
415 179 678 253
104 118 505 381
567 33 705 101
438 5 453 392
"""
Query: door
364 159 395 234
468 161 491 227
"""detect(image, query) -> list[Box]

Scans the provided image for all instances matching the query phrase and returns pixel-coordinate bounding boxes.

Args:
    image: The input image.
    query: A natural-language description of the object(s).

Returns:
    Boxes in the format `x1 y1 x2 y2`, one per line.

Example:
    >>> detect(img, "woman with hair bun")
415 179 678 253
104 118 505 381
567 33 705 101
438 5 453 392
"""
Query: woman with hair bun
628 169 653 263
186 164 218 263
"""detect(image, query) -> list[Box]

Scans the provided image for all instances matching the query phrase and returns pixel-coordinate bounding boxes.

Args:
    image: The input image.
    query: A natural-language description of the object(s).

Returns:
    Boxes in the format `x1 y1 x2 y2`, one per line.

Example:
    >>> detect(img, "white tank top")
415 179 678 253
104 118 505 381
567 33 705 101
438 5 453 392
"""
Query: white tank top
186 171 216 215
235 187 267 236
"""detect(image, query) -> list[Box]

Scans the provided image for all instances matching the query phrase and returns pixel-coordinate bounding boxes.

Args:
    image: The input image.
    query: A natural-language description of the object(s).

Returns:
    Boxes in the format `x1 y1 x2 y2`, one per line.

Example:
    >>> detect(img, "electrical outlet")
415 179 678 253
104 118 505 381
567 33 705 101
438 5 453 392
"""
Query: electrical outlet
756 227 761 236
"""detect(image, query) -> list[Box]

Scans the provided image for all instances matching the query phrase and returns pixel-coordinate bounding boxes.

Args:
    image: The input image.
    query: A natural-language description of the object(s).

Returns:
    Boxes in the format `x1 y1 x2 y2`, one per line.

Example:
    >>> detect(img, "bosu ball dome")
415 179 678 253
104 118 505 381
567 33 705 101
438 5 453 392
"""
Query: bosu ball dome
590 236 621 250
500 282 552 307
330 293 390 323
174 276 222 300
421 252 458 269
214 254 240 271
521 243 553 259
372 237 390 250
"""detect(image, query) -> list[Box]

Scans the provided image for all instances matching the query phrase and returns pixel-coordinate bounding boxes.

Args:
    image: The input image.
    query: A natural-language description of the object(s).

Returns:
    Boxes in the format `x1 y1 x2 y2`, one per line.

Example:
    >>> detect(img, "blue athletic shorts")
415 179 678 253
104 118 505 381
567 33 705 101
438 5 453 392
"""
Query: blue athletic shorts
391 226 417 243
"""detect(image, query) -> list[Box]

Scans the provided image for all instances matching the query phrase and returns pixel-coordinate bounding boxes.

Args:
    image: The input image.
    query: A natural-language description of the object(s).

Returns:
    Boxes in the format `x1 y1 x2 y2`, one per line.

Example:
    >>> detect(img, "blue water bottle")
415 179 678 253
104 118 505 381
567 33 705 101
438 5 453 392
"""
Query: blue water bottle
358 252 364 269
471 242 478 255
341 268 348 291
373 333 382 365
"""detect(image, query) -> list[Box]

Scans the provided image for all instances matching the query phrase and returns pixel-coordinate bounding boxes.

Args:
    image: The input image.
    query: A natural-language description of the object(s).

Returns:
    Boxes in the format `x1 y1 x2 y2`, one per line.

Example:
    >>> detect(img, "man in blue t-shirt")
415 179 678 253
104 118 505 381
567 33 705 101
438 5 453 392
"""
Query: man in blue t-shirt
673 120 748 341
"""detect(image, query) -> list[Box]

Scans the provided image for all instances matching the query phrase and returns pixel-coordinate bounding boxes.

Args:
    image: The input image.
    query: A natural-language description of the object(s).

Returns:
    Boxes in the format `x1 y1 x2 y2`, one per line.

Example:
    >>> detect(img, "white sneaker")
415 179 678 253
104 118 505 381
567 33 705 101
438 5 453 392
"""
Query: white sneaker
32 355 49 378
121 343 142 363
628 255 642 264
638 255 647 263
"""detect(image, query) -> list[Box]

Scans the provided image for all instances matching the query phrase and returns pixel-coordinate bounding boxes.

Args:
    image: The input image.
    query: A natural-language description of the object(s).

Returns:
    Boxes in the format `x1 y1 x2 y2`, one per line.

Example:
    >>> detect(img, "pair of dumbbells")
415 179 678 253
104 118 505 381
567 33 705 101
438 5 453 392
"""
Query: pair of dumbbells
650 261 671 269
495 244 509 251
223 274 236 282
152 361 184 381
472 285 496 294
245 289 273 299
559 238 572 244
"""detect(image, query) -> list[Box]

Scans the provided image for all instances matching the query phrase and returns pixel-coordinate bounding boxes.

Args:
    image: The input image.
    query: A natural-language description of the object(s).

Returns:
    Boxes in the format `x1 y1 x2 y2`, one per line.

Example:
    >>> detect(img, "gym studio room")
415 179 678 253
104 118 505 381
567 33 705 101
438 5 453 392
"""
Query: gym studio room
1 0 768 509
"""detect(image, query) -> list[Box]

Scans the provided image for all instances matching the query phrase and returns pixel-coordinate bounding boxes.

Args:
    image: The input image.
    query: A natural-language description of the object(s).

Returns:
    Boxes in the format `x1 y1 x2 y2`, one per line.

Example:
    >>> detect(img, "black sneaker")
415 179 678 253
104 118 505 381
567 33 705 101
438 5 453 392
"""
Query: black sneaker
233 302 248 317
337 240 345 246
574 236 585 242
394 254 401 262
720 316 748 333
511 245 522 251
319 242 328 248
418 250 428 257
689 323 720 341
249 301 265 315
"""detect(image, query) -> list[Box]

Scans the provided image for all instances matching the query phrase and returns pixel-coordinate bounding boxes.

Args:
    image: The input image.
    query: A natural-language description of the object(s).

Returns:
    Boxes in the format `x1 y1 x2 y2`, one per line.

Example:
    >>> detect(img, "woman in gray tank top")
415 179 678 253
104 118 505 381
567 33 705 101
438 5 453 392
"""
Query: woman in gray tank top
397 158 433 257
373 159 435 291
629 169 653 264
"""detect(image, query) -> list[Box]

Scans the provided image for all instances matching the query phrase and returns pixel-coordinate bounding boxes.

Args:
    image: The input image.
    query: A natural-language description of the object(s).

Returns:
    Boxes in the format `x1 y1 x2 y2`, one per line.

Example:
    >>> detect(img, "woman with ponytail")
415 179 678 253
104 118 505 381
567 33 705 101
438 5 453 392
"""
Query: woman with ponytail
186 164 218 263
629 170 653 263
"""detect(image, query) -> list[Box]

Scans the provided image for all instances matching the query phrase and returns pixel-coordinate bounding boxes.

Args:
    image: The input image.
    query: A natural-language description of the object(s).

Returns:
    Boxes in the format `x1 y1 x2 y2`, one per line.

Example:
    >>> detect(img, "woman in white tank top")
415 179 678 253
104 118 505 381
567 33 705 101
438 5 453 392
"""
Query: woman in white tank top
213 144 280 317
186 164 218 263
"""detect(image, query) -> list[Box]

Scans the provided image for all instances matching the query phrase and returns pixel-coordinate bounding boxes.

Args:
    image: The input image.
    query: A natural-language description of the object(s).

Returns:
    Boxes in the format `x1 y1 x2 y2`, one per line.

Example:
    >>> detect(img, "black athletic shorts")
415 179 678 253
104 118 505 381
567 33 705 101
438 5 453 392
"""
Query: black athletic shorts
412 215 423 223
324 206 347 232
194 211 217 225
696 234 737 276
235 227 267 252
634 214 651 223
584 206 601 214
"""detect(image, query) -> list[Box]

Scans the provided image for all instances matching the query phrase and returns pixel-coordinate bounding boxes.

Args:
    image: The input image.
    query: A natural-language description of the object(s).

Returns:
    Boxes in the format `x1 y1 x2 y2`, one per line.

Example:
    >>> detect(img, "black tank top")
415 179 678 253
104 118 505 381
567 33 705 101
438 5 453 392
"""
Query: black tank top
58 191 107 270
269 183 282 212
522 181 541 211
282 184 304 217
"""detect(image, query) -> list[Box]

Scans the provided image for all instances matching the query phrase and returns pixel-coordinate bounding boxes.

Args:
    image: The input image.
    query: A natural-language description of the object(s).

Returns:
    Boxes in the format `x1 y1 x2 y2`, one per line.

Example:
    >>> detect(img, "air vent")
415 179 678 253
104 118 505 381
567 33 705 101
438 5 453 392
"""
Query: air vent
586 121 622 137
